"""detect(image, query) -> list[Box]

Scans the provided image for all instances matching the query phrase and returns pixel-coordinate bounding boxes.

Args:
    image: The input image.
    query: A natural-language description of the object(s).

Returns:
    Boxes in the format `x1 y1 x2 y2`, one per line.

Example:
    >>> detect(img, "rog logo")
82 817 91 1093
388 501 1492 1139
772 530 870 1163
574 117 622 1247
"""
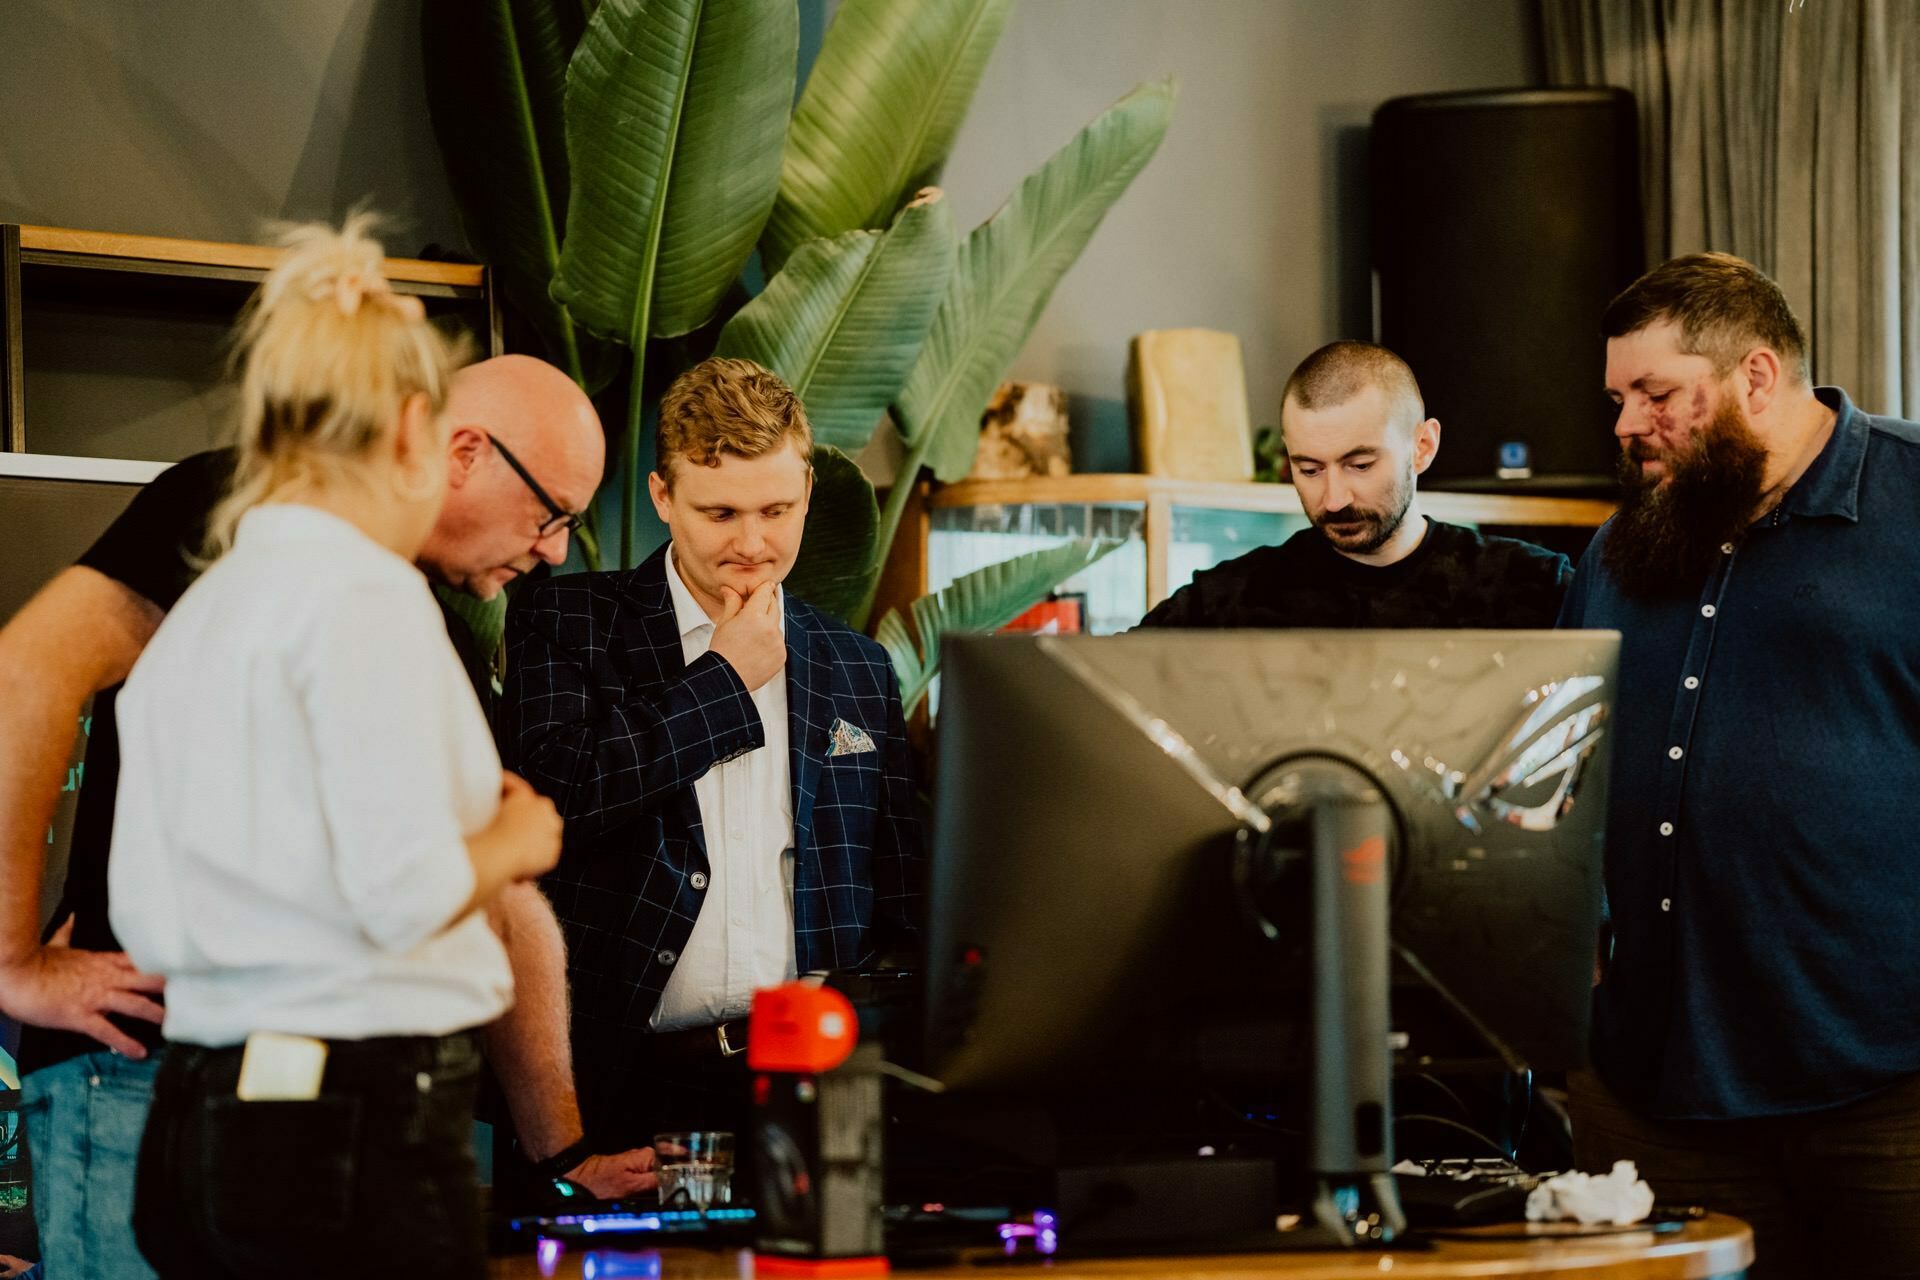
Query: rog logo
1437 674 1610 833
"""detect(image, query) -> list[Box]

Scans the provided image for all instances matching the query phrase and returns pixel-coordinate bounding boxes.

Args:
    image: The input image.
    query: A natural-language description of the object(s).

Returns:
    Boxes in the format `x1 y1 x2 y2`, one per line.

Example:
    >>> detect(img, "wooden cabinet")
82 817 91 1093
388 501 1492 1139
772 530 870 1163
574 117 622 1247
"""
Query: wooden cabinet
884 474 1613 633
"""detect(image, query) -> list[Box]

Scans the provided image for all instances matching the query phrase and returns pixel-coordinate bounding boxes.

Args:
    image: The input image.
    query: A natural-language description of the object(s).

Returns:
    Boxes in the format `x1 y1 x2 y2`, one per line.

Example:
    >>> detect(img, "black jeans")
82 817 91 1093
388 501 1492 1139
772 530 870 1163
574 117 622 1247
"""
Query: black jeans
1571 1067 1920 1280
133 1031 486 1279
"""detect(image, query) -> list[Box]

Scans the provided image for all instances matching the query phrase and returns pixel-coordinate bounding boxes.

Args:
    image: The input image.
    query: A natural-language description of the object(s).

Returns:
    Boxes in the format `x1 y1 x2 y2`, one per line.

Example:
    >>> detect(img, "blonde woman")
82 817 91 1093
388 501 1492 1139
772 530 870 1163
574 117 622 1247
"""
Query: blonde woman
106 218 561 1278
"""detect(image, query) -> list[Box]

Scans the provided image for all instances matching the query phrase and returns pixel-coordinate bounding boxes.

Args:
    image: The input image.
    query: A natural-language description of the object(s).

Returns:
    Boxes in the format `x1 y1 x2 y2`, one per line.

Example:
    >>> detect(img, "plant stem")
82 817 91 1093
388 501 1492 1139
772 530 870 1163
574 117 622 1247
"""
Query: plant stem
623 344 647 569
856 430 932 629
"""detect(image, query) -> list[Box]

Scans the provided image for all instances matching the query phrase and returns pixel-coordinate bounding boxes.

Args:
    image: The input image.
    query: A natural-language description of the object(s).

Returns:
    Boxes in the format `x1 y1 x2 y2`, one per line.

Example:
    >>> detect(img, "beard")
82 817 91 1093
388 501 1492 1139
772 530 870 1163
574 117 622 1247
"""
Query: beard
1313 465 1415 556
1603 394 1770 598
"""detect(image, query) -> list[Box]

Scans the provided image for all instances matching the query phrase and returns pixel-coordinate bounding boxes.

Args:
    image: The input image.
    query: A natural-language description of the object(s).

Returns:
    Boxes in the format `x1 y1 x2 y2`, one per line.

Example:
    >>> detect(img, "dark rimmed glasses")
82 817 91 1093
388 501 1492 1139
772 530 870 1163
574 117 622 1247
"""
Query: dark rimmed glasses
487 431 584 540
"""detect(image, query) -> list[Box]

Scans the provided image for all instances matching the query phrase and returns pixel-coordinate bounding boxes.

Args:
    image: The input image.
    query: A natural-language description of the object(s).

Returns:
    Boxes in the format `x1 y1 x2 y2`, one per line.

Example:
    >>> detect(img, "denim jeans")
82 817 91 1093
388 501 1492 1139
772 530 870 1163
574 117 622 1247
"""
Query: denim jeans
19 1051 161 1280
133 1031 484 1280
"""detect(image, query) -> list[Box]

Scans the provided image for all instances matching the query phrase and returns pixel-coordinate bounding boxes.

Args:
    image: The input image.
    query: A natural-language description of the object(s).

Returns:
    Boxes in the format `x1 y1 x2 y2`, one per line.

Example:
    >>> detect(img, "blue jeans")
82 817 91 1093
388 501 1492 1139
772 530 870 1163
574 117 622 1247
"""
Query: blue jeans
19 1052 160 1280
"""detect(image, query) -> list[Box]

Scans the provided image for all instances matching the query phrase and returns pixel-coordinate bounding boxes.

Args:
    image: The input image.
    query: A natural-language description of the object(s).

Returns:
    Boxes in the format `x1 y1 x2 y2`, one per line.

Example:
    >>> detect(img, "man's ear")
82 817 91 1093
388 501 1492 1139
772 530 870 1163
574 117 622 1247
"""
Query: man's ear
647 468 673 525
1411 417 1442 476
1741 346 1785 418
445 425 488 489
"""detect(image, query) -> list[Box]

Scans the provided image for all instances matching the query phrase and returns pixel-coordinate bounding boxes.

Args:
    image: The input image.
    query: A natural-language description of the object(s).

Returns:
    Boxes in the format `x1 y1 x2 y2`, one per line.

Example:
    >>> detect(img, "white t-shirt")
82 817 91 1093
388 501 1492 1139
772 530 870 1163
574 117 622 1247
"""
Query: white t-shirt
108 504 512 1047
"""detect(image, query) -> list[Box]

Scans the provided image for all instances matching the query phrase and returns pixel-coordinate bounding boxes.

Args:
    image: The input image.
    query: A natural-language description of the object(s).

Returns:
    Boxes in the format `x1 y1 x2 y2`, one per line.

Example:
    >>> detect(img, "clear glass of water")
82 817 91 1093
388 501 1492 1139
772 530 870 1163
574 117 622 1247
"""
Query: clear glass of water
653 1130 734 1210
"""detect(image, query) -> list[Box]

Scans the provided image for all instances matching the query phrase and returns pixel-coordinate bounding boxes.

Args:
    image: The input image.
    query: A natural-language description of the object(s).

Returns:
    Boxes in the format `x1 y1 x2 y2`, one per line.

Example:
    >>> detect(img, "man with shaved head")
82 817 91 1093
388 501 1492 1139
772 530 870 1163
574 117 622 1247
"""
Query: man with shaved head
0 355 648 1279
1141 340 1570 630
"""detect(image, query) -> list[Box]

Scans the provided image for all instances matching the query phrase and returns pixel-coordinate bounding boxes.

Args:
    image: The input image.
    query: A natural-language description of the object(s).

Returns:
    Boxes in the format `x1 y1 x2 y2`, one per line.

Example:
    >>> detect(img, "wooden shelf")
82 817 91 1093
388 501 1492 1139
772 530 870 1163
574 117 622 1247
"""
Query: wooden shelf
4 223 499 454
17 225 484 297
931 473 1615 527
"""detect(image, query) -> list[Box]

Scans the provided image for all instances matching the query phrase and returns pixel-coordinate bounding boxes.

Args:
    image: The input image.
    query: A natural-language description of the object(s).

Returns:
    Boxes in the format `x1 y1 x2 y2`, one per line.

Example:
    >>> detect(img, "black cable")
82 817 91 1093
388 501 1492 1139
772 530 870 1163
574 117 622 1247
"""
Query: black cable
1412 1072 1473 1121
1509 1069 1532 1163
1394 1112 1513 1162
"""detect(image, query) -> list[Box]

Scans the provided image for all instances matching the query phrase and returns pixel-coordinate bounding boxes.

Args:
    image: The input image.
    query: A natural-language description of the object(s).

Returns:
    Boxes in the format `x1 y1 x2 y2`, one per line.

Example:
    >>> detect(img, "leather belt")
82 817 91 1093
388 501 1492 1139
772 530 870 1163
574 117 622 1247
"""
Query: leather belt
642 1019 749 1062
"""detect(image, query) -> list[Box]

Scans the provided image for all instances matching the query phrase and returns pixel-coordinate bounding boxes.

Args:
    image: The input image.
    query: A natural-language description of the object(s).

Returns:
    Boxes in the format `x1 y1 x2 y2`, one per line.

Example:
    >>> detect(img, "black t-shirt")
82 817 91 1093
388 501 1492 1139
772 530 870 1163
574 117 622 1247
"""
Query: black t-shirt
17 449 494 1074
1138 519 1573 630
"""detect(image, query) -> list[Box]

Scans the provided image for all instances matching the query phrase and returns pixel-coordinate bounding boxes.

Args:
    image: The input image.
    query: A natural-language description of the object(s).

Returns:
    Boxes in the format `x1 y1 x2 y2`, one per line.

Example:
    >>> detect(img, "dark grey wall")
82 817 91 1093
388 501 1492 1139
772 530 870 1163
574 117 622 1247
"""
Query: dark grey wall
2 0 462 248
2 1 467 463
937 0 1543 455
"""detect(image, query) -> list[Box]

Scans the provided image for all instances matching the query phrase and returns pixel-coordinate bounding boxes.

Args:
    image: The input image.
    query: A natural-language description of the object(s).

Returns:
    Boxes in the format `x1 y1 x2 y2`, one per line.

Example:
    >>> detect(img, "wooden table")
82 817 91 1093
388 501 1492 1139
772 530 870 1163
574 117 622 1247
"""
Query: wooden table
488 1214 1752 1279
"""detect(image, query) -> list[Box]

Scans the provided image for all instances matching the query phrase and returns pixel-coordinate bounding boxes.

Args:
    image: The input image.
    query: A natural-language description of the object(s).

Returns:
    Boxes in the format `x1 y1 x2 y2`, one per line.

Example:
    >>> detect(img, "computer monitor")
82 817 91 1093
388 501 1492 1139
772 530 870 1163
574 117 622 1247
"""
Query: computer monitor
921 629 1618 1243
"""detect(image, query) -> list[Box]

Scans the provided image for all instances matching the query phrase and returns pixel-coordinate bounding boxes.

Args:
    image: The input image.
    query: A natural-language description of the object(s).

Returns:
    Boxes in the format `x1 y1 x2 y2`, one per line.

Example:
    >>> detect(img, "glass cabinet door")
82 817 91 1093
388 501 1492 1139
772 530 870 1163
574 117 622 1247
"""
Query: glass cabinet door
928 501 1146 635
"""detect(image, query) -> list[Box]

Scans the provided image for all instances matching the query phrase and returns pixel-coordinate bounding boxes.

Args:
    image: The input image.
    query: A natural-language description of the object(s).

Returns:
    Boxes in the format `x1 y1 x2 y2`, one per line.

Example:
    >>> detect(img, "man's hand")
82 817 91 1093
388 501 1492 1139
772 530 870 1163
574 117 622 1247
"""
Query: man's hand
565 1146 660 1199
0 916 165 1058
709 580 785 691
496 772 564 881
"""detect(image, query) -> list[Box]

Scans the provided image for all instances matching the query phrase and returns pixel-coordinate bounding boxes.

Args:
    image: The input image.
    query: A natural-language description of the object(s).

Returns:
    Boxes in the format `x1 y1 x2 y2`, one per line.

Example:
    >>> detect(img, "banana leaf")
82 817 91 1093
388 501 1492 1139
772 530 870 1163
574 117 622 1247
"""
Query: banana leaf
554 0 795 346
784 445 880 623
556 0 796 565
421 0 587 378
894 79 1175 485
716 192 955 453
435 584 509 689
761 0 1015 271
876 537 1120 715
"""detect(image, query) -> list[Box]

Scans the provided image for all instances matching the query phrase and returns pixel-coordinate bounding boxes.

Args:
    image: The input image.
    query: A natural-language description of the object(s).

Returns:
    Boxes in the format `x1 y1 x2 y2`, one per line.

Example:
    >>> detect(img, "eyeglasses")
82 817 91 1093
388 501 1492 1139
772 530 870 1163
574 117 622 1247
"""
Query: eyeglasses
486 432 584 540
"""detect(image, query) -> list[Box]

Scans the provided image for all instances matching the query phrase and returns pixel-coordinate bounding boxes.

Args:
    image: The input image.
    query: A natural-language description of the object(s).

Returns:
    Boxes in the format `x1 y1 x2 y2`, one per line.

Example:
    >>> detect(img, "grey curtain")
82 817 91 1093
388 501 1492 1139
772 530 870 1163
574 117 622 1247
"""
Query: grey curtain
1541 0 1920 418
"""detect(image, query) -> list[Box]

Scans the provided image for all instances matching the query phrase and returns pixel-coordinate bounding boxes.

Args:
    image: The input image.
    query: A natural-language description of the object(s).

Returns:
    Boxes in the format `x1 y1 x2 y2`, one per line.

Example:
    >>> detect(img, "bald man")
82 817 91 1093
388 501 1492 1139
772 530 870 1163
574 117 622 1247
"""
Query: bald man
0 355 645 1280
1140 340 1570 630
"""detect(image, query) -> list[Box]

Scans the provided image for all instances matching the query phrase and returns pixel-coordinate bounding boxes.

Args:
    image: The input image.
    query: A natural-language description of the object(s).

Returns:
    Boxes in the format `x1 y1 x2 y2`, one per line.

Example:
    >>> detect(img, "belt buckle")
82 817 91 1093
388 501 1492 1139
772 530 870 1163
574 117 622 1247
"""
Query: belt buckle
715 1022 745 1058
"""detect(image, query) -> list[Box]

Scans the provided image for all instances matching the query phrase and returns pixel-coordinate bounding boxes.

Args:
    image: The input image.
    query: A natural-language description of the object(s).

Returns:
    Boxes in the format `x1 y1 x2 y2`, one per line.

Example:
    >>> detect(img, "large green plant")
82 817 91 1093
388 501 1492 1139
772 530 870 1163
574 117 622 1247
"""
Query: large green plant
423 0 1169 692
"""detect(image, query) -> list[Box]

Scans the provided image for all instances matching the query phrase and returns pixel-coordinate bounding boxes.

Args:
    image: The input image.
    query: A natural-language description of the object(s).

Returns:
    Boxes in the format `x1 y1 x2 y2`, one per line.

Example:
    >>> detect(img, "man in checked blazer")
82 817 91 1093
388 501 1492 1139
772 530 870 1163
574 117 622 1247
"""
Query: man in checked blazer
501 357 922 1152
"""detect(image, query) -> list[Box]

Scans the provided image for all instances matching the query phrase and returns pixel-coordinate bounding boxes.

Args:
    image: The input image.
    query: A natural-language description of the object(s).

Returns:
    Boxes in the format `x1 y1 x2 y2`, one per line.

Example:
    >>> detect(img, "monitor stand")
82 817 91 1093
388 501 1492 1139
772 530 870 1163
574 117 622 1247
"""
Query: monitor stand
1246 756 1409 1246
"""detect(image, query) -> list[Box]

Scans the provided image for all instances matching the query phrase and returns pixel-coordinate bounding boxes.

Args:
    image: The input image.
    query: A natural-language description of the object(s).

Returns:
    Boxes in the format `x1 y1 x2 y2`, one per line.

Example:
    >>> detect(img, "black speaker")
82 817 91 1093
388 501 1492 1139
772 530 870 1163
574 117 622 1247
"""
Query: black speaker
1372 88 1642 491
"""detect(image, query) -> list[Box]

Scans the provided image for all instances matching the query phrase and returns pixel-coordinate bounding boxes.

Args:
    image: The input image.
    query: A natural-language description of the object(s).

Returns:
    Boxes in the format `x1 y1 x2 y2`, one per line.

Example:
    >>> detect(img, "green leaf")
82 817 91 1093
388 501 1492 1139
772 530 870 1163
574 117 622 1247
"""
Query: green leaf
554 0 796 346
784 445 880 624
878 538 1121 715
895 79 1175 482
716 193 956 453
434 584 508 679
421 0 587 376
762 0 1015 271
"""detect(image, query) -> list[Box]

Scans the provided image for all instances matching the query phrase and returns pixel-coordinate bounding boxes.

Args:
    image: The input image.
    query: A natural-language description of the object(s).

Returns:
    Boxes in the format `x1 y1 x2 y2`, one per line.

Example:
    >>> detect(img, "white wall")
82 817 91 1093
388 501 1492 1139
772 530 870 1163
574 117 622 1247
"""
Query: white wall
937 0 1542 456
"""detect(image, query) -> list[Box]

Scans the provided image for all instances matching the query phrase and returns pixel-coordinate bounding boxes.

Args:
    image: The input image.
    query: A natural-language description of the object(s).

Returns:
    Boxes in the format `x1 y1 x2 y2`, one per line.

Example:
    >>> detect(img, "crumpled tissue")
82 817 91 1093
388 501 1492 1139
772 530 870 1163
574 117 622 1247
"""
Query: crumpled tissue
1524 1160 1655 1225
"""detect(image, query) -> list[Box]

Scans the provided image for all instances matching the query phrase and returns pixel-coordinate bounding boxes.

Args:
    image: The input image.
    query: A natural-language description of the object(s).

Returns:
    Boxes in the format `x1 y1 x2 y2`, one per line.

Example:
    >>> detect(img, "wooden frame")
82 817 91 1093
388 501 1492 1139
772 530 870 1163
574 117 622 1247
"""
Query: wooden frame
930 473 1617 527
15 226 484 293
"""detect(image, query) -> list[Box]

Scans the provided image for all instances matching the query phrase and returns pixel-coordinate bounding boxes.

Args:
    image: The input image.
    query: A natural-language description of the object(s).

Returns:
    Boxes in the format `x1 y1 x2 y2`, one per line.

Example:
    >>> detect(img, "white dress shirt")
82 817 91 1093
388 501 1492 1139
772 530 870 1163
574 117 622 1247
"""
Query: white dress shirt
108 505 512 1047
649 546 797 1032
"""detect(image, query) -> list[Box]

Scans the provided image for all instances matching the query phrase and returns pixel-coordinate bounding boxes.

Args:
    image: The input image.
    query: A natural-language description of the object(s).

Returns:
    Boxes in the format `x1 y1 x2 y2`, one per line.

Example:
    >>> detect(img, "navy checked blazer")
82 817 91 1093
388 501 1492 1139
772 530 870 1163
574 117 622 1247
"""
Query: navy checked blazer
501 546 923 1031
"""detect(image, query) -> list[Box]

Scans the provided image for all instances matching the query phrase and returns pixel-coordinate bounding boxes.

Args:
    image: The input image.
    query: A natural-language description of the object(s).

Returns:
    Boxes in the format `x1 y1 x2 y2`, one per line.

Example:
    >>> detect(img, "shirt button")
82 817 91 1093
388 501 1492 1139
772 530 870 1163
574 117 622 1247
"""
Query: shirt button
1668 746 1684 760
1660 898 1672 912
1684 676 1700 690
656 949 678 966
1721 543 1735 555
1659 821 1674 836
1701 604 1717 618
689 872 708 890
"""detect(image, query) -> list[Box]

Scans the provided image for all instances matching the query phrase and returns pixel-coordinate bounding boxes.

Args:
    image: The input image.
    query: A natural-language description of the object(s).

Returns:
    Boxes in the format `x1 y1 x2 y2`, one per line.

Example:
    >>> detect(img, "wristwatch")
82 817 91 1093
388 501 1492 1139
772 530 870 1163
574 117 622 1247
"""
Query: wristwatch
527 1137 594 1183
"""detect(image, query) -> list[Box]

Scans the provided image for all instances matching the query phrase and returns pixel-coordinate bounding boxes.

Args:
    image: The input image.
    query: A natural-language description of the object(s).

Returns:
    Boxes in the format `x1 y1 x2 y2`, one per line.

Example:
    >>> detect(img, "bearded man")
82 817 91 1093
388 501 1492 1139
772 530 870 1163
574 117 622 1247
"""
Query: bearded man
1139 339 1569 630
1560 252 1920 1280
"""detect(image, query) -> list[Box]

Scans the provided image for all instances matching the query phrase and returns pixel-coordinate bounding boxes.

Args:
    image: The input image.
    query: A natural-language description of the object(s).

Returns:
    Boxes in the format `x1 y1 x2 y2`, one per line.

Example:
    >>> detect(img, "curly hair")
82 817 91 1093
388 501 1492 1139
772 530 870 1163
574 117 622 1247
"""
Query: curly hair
654 357 813 485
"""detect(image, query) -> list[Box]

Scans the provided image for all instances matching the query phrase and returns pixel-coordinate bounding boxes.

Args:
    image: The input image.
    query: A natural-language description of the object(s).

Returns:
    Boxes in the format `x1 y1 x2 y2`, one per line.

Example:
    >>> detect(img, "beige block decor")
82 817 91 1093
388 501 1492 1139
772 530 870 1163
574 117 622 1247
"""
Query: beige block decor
1127 328 1254 481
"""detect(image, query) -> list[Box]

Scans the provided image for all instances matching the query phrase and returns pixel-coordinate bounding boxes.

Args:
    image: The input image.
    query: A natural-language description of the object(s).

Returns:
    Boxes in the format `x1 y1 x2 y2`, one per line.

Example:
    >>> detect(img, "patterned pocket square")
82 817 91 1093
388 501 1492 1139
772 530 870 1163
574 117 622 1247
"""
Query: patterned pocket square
828 717 877 756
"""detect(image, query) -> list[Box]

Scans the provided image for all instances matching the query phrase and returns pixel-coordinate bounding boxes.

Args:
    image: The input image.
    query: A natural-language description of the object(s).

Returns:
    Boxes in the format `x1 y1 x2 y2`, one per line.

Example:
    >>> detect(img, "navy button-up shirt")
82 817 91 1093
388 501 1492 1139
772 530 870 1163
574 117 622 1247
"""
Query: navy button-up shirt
1560 387 1920 1119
